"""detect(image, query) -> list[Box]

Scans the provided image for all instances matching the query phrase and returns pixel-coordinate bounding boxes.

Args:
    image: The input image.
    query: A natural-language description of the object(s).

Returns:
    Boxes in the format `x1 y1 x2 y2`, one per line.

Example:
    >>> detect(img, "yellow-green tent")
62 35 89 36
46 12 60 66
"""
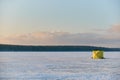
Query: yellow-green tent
92 50 104 59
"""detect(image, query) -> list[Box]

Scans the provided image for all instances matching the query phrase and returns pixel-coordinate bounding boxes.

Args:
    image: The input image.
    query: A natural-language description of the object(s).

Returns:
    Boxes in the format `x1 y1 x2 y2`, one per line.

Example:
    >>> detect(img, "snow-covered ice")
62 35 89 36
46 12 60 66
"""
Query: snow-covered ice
0 52 120 80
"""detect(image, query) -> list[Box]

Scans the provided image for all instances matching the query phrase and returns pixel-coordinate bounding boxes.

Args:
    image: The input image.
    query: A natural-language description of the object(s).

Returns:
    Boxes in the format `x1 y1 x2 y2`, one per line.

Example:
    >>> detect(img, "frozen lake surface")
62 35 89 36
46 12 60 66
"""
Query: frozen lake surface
0 52 120 80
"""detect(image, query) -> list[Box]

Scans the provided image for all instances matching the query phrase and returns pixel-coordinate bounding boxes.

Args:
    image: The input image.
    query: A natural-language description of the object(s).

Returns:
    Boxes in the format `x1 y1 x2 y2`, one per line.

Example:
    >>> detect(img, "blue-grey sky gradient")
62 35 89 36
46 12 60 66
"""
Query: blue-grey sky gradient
0 0 120 47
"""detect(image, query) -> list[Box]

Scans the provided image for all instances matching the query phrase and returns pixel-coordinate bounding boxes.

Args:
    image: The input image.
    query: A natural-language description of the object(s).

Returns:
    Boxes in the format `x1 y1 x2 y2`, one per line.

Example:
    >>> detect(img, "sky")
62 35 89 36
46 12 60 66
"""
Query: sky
0 0 120 48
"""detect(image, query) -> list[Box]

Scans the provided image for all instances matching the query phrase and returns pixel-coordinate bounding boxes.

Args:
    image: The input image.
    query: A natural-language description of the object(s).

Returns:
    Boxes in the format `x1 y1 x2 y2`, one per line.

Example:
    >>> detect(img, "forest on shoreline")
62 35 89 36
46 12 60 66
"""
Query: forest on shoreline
0 44 120 51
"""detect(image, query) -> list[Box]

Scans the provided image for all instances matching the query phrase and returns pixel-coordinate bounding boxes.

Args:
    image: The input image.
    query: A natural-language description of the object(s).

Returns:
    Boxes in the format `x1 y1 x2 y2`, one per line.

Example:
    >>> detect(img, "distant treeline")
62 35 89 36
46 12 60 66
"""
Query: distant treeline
0 44 120 51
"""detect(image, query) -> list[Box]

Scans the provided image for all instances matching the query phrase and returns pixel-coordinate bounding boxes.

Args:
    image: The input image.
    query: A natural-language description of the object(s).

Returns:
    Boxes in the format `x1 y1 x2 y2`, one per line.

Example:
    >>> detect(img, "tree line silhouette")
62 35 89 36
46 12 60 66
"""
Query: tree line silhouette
0 44 120 51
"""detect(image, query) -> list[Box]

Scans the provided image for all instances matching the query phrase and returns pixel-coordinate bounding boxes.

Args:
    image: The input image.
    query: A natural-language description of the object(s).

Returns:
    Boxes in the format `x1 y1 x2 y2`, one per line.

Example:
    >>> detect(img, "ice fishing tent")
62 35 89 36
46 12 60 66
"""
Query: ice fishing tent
92 50 104 59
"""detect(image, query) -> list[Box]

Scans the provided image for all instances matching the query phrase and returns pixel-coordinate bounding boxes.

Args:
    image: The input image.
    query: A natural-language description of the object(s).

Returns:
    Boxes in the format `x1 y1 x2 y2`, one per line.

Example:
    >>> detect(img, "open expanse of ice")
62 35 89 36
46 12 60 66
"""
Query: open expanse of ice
0 52 120 80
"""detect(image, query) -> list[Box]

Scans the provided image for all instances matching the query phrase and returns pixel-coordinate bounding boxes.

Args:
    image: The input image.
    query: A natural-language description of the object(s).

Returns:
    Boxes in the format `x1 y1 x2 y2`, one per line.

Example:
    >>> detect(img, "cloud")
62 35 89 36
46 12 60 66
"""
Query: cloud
0 32 70 45
0 24 120 48
104 24 120 39
108 24 120 33
0 32 119 47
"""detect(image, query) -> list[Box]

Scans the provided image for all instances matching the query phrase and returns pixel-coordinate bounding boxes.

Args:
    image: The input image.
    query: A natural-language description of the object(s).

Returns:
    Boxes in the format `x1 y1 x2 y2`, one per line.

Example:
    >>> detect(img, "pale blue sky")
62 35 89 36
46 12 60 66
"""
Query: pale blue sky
1 0 119 34
0 0 120 47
